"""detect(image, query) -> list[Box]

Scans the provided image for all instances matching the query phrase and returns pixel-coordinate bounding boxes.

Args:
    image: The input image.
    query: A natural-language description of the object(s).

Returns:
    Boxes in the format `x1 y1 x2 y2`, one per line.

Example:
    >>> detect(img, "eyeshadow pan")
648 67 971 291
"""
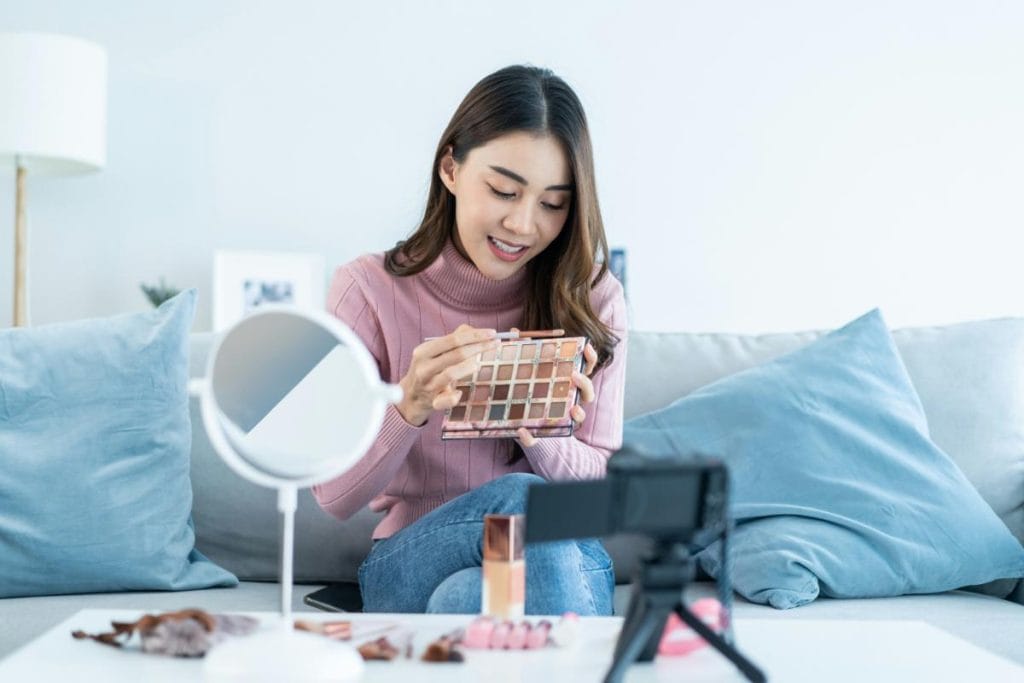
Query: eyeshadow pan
529 403 545 419
494 384 510 400
450 406 466 421
512 384 529 400
537 362 554 379
556 362 573 378
540 343 556 360
520 344 537 360
560 341 578 359
549 402 566 418
552 381 571 399
470 405 486 421
509 403 525 420
532 382 549 399
472 386 490 402
500 346 517 361
516 364 532 380
497 365 514 381
481 349 498 361
479 366 494 381
489 404 506 420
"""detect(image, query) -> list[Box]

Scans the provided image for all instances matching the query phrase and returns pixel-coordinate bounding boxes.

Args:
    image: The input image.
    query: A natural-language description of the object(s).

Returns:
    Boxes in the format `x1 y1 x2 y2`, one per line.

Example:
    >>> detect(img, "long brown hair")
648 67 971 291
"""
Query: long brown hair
385 65 619 369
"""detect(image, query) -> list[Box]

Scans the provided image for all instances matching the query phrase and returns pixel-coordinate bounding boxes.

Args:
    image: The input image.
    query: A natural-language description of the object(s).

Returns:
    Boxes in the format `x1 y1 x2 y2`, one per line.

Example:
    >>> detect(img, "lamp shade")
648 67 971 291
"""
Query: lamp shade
0 32 107 175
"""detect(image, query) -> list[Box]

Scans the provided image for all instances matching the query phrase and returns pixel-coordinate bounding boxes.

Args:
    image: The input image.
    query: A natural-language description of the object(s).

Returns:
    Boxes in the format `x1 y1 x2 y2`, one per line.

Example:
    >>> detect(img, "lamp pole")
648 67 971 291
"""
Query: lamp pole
0 32 107 328
13 157 26 326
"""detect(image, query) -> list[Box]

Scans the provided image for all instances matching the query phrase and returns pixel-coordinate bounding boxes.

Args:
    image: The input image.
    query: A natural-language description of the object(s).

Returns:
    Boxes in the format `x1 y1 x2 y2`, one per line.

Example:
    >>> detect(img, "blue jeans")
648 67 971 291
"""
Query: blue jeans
358 473 615 615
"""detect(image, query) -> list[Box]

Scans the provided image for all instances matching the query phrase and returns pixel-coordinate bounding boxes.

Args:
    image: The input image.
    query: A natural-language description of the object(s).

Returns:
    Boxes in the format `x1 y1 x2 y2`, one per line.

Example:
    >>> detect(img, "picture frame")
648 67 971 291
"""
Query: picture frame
212 250 326 331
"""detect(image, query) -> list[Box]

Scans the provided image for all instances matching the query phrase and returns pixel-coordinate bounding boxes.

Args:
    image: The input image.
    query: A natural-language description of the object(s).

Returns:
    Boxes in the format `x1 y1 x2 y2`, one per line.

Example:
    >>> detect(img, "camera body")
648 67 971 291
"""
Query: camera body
524 450 729 549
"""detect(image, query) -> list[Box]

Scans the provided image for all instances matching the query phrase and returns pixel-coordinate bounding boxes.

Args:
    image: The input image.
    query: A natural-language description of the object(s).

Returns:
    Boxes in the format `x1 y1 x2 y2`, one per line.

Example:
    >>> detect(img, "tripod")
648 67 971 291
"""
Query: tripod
604 541 766 683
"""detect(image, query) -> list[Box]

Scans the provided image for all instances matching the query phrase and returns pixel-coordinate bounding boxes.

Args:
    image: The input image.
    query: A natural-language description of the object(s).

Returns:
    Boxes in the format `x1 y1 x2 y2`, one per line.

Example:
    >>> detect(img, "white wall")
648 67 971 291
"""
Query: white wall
2 0 1023 333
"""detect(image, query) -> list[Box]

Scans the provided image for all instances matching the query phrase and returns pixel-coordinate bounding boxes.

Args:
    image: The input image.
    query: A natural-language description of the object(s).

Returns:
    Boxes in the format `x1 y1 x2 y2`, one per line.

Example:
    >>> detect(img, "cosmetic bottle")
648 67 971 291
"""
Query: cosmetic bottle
481 514 525 619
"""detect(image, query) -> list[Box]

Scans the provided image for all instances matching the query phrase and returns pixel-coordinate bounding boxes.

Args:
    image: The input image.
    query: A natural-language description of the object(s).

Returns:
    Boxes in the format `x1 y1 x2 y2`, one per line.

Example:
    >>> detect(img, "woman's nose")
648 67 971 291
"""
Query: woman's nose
503 203 535 235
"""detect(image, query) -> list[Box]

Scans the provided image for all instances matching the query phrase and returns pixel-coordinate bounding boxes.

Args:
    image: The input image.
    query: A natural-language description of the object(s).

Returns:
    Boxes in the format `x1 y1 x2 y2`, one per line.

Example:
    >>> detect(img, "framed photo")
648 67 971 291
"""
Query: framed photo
213 250 326 331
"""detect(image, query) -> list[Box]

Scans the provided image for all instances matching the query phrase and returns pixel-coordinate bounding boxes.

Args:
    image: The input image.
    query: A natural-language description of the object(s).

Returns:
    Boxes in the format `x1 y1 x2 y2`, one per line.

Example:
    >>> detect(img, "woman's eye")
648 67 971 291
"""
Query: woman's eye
489 186 516 200
543 202 566 211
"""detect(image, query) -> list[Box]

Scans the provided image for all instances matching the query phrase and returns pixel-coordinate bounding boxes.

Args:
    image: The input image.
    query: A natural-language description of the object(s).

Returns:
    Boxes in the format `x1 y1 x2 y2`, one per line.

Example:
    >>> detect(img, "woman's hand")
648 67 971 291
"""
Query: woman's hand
516 341 599 447
397 324 499 427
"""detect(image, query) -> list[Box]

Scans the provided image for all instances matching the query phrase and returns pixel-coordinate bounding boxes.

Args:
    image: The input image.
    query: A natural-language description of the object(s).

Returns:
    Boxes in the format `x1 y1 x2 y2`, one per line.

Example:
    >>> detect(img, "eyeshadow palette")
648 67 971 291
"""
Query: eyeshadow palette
441 336 587 440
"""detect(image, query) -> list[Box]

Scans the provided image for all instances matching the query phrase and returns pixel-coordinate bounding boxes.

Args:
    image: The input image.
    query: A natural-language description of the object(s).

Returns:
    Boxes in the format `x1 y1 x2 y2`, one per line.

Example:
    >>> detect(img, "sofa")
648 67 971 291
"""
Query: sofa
3 320 1023 664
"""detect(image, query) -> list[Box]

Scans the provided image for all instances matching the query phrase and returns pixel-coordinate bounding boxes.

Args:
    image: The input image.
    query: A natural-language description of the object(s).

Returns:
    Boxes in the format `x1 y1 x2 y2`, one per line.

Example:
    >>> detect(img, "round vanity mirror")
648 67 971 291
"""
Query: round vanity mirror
193 306 402 682
203 307 401 486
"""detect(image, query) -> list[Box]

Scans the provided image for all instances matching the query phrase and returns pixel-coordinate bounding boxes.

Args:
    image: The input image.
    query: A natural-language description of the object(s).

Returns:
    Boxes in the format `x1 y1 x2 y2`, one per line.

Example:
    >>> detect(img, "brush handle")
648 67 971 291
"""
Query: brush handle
425 328 565 341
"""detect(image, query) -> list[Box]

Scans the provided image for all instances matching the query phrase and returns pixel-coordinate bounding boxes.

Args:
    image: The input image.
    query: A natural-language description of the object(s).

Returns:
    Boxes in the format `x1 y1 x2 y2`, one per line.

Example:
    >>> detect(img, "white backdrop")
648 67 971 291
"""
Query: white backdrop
1 0 1022 333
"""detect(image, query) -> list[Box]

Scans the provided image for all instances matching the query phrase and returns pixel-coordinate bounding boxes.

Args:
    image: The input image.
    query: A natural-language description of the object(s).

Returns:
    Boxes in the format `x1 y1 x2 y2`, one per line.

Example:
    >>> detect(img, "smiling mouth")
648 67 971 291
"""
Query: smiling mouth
488 236 528 254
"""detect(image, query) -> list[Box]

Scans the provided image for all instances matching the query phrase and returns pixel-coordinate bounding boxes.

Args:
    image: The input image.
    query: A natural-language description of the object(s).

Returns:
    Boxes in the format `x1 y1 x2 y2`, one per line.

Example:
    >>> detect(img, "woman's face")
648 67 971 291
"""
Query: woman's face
439 132 573 281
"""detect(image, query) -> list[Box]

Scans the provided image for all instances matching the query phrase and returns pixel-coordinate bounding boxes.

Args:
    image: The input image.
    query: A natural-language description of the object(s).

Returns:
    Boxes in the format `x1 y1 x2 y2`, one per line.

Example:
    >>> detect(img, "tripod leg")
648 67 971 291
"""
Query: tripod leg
674 604 767 683
605 602 670 683
611 584 643 662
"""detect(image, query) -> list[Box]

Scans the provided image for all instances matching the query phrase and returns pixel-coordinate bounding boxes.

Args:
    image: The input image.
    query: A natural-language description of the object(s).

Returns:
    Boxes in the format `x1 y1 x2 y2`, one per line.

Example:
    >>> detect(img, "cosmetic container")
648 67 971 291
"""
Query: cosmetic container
482 514 525 619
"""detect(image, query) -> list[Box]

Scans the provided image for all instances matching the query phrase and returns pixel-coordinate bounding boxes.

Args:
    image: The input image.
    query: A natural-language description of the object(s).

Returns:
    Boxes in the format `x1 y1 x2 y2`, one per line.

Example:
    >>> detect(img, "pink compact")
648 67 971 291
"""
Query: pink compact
658 598 724 656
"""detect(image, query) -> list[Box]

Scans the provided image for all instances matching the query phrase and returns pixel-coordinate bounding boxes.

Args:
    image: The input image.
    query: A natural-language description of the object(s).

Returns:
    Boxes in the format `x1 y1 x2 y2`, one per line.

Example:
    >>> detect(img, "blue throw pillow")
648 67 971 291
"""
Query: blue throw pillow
623 309 1024 609
0 291 237 597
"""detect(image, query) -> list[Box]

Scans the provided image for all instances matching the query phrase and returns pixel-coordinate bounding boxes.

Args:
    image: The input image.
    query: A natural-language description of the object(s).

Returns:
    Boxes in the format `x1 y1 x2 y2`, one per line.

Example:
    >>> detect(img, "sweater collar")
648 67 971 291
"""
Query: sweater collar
418 238 528 312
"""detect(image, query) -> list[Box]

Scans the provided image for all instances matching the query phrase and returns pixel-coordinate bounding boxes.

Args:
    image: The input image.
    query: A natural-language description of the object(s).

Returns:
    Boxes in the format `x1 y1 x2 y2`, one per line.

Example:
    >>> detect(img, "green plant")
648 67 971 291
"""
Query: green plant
140 278 181 308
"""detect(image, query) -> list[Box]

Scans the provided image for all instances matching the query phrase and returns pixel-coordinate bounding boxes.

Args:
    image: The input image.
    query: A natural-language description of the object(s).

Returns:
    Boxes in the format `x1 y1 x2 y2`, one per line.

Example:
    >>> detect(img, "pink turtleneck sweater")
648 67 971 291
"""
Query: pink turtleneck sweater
311 240 628 539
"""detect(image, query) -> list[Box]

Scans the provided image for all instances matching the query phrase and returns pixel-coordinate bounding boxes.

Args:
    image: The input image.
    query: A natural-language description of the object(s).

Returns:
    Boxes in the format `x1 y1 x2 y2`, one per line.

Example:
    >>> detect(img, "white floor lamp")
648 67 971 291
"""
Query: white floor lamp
0 32 106 327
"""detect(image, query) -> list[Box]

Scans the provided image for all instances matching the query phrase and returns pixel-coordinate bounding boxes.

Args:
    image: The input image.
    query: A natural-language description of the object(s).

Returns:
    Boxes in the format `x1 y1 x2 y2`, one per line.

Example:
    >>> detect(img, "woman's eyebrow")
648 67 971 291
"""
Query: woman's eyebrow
489 165 574 192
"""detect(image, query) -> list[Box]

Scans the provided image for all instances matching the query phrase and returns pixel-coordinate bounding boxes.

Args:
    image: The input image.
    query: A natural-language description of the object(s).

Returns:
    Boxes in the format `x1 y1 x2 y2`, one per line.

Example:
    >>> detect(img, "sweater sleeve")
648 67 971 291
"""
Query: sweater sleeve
311 262 423 521
522 274 628 481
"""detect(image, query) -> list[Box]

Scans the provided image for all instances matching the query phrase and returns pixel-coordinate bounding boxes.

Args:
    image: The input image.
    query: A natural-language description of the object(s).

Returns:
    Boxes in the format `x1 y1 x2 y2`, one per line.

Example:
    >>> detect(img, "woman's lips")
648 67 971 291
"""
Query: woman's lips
487 236 529 262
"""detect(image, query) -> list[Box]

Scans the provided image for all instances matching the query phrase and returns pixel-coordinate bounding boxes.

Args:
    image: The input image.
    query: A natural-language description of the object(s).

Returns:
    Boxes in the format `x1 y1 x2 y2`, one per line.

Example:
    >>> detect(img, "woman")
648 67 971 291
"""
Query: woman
313 65 627 615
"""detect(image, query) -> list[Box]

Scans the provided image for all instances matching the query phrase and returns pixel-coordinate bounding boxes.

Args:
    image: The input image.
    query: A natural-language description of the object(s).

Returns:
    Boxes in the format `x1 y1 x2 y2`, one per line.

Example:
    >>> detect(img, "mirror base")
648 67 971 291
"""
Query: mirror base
203 621 364 682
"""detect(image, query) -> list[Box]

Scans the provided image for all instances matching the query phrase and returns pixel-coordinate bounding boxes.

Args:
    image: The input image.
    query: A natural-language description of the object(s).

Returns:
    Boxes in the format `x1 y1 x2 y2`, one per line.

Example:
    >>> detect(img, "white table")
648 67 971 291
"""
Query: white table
1 609 1022 682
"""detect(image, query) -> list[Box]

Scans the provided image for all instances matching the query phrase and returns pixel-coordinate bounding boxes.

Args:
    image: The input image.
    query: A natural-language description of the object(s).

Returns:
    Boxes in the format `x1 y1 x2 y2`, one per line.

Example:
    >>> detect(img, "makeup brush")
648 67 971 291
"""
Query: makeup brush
425 328 564 341
421 628 465 663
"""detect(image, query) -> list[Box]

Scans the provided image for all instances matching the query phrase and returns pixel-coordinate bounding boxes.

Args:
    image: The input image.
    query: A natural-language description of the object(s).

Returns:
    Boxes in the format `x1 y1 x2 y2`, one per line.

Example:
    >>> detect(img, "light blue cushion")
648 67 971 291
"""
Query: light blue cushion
623 309 1024 609
0 291 237 597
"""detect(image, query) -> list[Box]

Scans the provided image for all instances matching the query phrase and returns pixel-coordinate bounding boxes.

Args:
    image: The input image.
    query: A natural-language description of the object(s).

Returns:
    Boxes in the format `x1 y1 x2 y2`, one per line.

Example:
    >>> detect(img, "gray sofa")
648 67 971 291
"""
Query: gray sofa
3 321 1023 664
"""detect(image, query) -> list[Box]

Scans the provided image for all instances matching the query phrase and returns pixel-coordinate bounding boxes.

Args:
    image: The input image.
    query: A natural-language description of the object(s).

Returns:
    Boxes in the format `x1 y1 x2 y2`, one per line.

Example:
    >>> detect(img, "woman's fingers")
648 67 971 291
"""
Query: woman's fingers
582 343 598 376
398 325 497 426
418 339 498 390
431 387 463 411
516 427 538 448
423 343 496 393
570 404 586 425
571 370 595 403
415 324 496 360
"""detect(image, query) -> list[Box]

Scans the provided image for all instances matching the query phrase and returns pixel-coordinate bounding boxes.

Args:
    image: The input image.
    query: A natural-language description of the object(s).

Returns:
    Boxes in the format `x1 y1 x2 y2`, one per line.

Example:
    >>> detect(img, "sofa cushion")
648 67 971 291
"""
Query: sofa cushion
0 291 237 598
621 316 1024 597
622 309 1024 608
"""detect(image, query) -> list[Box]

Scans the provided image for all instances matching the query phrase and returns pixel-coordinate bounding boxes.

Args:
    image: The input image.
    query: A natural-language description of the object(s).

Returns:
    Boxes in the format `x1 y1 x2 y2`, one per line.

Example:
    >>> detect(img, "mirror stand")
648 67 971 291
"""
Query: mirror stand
194 307 404 682
278 485 297 622
202 482 365 682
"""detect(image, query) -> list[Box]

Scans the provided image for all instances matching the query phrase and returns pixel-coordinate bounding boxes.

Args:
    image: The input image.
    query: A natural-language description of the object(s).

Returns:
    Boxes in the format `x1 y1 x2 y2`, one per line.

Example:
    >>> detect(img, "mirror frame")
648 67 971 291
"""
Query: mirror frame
197 305 400 489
